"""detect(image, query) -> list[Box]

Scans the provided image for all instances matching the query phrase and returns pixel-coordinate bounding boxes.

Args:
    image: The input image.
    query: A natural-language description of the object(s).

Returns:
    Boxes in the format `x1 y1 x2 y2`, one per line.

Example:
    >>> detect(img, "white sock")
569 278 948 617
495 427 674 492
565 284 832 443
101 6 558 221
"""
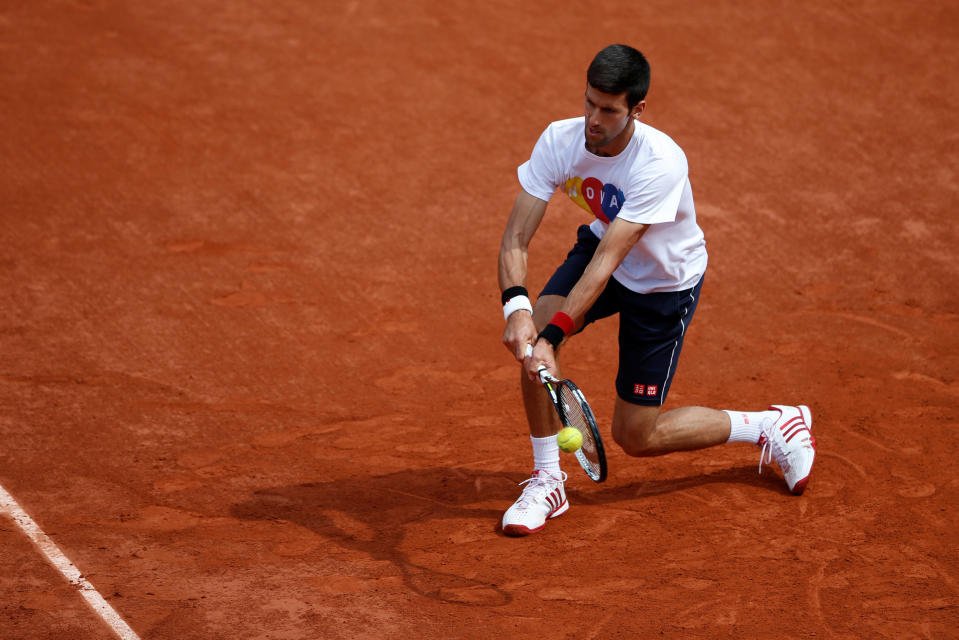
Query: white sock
531 434 561 475
723 410 768 444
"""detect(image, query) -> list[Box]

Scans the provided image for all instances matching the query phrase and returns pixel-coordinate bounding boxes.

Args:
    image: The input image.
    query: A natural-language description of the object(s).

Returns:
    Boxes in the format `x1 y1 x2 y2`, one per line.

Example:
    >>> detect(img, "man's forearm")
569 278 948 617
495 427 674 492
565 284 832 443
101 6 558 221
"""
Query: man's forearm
560 252 617 327
498 242 529 292
557 218 649 327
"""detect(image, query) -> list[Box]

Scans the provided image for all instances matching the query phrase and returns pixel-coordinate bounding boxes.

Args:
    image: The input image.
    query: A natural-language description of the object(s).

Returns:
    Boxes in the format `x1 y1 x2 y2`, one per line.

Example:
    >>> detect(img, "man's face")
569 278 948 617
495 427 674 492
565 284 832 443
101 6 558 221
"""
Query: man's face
583 84 644 155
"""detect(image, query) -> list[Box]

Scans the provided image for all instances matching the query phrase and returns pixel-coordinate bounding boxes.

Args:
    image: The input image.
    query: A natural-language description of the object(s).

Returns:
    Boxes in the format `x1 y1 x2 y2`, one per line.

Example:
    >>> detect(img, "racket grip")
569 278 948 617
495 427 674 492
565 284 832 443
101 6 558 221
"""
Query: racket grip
536 366 551 383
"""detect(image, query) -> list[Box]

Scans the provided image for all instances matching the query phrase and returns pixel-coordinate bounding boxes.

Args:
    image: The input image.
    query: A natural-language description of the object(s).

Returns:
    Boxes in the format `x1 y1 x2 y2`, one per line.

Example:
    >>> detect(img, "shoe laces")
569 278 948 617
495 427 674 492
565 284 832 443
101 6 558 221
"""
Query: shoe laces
758 418 790 475
516 470 567 506
758 437 772 475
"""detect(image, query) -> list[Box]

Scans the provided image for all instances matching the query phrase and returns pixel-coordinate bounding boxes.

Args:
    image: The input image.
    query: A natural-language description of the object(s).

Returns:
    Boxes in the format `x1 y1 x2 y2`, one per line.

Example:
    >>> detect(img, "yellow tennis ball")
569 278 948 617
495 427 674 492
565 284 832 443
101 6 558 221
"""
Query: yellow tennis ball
556 427 583 453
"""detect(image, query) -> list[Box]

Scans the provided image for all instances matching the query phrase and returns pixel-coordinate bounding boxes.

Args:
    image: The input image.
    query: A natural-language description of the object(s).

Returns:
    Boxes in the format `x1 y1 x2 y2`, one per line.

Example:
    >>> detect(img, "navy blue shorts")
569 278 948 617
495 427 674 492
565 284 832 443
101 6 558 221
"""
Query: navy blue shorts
541 225 703 406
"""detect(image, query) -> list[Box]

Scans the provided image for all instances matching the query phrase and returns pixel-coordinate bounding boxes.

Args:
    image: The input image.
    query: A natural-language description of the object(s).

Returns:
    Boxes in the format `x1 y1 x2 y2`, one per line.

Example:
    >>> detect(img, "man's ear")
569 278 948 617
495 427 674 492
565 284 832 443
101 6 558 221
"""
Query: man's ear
631 100 647 120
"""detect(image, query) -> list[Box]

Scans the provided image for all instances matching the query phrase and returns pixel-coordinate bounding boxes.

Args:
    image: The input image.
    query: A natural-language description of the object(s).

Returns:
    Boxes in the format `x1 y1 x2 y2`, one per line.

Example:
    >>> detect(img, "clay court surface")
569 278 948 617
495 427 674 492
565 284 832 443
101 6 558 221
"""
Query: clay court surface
2 1 957 638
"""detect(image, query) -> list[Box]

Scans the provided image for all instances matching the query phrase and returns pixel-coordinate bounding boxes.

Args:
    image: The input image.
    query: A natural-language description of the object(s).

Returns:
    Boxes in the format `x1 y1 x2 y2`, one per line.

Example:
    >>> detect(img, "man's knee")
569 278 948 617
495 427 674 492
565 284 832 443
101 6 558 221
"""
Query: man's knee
611 402 661 457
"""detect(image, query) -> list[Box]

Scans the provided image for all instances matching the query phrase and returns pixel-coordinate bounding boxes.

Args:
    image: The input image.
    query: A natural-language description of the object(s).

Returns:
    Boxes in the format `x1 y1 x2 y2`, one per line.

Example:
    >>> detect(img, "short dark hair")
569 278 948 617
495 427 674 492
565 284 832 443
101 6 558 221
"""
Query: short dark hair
586 44 650 109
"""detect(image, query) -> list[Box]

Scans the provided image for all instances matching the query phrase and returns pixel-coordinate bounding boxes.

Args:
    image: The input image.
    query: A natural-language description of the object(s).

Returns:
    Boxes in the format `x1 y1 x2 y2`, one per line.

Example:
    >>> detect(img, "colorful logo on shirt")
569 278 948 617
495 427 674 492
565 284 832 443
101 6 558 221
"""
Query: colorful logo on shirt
564 176 625 224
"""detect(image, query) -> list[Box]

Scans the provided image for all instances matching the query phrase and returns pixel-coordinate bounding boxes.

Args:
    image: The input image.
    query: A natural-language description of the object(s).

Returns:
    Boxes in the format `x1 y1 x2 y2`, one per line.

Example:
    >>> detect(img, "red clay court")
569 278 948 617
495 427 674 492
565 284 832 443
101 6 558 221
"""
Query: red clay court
1 1 957 638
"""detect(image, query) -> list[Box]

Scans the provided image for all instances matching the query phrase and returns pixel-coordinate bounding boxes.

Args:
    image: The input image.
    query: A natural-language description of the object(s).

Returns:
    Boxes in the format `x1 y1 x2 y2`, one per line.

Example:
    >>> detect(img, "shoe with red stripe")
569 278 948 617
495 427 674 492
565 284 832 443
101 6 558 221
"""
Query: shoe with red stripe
758 405 816 494
502 469 568 536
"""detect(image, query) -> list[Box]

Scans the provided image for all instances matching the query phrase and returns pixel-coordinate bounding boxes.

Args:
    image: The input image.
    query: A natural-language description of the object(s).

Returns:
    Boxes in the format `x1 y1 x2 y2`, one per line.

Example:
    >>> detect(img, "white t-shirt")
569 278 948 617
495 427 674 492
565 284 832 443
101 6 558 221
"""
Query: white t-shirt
517 117 707 293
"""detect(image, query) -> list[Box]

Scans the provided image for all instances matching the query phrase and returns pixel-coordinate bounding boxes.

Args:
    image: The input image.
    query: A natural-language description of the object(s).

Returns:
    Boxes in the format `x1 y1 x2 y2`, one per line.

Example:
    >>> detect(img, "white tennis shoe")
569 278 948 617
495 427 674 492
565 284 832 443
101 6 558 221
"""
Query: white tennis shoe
502 469 568 536
758 405 816 494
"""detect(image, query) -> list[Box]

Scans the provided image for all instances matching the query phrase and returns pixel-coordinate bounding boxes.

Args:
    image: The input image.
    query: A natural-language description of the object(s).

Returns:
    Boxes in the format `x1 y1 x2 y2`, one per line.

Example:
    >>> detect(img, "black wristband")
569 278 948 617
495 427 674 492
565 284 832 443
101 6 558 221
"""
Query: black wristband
537 323 565 349
501 286 528 305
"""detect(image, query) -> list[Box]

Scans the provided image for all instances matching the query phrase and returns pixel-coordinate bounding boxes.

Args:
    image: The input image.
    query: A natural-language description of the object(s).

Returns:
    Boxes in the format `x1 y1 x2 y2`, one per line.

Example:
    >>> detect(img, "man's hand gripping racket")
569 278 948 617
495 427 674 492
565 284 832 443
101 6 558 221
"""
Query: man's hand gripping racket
526 344 607 482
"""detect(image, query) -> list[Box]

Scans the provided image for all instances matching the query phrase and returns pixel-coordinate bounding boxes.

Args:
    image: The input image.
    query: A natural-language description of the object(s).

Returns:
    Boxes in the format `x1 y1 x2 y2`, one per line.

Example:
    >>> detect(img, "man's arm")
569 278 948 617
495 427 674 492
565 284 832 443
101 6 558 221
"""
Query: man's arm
528 216 649 377
499 190 549 360
562 216 649 322
498 190 549 290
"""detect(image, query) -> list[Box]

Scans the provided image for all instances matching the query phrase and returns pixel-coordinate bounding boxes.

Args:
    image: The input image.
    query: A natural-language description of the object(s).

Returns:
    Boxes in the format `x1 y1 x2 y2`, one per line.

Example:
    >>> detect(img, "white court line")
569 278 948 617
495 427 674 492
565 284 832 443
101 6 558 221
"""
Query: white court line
0 483 141 640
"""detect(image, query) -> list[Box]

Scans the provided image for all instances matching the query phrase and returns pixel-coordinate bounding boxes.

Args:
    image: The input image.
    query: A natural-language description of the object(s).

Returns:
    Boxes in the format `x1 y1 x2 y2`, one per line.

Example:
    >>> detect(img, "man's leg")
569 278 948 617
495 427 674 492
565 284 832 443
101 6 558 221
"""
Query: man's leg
611 400 816 494
611 401 731 457
502 294 569 536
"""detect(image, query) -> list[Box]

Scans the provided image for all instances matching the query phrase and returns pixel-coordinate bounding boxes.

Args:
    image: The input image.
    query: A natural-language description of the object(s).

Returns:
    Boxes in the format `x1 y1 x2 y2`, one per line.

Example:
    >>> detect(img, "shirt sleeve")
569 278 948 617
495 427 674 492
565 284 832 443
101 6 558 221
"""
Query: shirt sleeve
617 149 689 225
517 125 560 201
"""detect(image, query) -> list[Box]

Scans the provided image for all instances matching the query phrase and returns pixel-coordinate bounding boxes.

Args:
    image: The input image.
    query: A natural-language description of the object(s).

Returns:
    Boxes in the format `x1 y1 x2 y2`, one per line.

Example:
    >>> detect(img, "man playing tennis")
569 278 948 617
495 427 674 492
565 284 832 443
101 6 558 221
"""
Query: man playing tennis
498 44 816 536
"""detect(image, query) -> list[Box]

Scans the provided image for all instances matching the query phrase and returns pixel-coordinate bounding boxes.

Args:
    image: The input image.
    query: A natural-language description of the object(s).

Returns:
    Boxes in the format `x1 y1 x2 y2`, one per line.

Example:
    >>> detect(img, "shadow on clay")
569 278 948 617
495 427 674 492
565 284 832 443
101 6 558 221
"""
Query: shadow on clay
567 464 792 505
230 467 517 607
230 464 788 606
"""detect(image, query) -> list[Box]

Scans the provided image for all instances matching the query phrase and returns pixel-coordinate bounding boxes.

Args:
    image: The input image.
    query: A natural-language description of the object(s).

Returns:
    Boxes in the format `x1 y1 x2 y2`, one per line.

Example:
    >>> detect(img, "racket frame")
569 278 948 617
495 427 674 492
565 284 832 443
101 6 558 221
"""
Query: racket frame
526 346 607 482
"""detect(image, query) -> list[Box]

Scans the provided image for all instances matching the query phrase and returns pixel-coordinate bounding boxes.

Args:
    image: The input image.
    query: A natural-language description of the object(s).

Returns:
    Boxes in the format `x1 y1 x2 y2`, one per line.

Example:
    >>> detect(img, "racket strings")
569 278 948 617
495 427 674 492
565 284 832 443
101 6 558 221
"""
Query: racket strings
558 385 598 459
558 386 588 428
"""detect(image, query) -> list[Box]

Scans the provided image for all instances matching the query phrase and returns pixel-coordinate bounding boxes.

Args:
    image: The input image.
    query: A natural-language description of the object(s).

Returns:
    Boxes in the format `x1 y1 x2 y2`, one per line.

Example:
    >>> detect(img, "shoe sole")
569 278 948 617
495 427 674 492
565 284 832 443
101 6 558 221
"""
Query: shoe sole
502 500 569 537
790 405 816 495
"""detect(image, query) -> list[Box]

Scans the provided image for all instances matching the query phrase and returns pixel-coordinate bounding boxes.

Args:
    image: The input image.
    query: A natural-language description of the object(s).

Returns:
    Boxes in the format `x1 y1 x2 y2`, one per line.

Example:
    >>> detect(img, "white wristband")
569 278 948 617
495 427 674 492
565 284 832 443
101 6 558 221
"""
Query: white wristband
503 295 533 322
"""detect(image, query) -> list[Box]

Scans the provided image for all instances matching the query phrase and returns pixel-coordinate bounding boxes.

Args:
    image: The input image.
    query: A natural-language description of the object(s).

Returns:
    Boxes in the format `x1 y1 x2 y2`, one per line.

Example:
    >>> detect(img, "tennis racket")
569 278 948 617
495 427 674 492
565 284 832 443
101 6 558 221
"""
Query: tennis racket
526 344 607 482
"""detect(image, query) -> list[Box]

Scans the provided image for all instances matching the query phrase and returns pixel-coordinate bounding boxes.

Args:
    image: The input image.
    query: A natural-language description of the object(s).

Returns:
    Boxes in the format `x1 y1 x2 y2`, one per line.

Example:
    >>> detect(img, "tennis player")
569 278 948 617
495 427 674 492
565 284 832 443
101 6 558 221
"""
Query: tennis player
498 44 816 536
